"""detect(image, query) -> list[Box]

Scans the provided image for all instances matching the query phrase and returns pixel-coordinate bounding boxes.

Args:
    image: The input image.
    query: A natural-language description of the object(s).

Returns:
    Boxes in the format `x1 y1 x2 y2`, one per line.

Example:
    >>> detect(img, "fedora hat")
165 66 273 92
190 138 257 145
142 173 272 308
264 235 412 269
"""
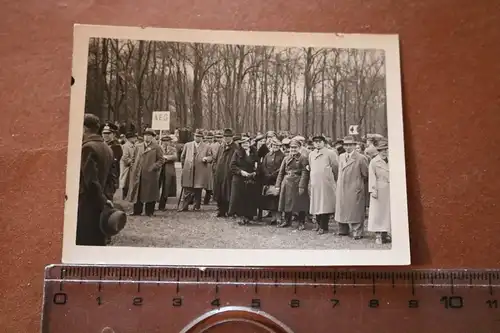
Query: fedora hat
271 138 283 146
143 128 156 136
343 135 356 145
99 204 127 237
101 125 112 134
223 128 234 137
377 140 389 151
161 135 172 142
194 129 204 137
289 139 300 148
312 135 326 142
292 135 305 142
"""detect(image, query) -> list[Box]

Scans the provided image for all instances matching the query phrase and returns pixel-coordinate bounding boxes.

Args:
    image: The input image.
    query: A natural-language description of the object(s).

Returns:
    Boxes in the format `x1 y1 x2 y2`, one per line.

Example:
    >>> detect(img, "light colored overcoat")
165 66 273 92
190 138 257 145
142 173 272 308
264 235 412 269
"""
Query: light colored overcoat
180 141 213 188
119 141 135 189
308 148 339 215
367 154 391 232
334 150 369 223
127 142 164 203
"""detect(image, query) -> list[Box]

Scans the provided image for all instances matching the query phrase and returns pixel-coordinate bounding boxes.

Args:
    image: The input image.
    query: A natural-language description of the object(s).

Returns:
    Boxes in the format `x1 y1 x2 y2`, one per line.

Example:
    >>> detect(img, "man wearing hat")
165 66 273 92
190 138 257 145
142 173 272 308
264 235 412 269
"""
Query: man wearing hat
258 137 285 224
178 129 213 211
204 131 220 205
365 133 384 159
213 128 238 217
77 114 115 246
334 135 369 240
119 132 137 199
367 139 391 245
158 135 178 211
127 128 165 216
101 123 123 200
275 139 310 229
333 139 346 156
281 137 291 155
309 135 339 234
214 131 224 144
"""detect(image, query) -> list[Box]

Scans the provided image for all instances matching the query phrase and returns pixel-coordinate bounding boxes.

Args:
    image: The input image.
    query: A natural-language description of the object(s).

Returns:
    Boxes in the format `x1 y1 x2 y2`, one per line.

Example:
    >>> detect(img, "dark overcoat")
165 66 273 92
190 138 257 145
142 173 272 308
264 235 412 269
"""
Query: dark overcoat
259 149 285 211
105 139 123 199
159 144 178 198
213 142 238 203
77 134 114 246
275 153 310 213
228 148 259 218
128 141 165 203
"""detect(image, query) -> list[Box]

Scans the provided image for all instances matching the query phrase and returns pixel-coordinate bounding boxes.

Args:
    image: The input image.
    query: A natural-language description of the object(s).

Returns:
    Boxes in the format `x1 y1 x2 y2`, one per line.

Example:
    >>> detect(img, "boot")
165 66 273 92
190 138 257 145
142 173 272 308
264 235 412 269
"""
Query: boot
278 213 291 228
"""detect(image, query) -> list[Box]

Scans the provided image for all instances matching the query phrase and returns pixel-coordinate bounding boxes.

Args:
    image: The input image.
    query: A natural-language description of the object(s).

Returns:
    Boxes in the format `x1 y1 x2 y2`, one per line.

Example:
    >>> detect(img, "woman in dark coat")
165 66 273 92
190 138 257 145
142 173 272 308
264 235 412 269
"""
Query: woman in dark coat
258 138 285 224
228 137 260 225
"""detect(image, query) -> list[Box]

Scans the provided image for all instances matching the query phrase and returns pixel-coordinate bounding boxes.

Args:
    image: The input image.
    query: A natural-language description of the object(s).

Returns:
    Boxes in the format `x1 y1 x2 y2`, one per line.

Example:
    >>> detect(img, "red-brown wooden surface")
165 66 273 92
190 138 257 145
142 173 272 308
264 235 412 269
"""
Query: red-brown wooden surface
1 1 500 332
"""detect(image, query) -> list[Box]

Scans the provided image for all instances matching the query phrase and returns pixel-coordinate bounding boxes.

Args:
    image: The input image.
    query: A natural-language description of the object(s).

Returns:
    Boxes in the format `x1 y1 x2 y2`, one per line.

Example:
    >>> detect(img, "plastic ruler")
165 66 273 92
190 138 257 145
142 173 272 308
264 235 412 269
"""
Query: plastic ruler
41 265 500 333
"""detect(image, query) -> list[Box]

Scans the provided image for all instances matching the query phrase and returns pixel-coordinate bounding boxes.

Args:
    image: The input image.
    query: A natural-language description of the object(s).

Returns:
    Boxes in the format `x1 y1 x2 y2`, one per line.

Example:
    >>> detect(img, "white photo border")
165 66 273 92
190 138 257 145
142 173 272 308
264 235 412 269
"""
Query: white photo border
62 24 410 266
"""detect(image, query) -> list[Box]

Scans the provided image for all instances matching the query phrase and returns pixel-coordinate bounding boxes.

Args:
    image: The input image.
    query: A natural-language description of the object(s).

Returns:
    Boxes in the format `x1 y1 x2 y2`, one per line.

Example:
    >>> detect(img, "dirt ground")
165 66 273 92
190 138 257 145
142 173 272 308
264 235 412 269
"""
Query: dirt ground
110 164 390 250
110 198 390 250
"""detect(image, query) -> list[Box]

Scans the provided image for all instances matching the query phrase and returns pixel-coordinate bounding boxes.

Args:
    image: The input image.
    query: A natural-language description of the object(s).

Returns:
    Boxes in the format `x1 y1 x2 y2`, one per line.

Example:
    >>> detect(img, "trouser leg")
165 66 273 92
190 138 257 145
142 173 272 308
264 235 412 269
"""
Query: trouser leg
145 202 156 216
204 190 212 205
297 211 306 230
319 214 330 231
193 188 202 209
217 200 228 216
122 187 128 200
279 212 292 227
337 222 350 236
133 201 144 215
158 196 167 210
350 222 364 238
180 188 193 211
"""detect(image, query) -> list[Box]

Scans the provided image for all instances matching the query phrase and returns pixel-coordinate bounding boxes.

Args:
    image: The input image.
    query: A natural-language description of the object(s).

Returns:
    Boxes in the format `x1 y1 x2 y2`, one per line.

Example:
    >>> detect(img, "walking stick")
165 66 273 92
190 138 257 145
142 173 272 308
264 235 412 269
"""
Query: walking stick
177 185 184 210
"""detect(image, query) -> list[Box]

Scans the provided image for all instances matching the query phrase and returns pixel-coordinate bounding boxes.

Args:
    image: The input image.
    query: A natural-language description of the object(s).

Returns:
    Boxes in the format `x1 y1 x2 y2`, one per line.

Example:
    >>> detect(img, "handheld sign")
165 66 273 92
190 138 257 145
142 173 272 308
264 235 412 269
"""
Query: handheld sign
152 111 170 130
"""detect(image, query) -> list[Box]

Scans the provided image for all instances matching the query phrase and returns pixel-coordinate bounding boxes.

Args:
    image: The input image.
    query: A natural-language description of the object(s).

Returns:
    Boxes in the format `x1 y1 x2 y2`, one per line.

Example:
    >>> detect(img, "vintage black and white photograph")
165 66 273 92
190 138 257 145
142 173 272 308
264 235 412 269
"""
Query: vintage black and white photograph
62 25 410 266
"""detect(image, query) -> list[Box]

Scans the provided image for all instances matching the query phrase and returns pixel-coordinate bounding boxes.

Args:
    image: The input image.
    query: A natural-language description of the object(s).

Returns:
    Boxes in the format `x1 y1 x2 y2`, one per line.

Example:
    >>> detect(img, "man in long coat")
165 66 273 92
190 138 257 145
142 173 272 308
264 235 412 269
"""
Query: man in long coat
101 124 123 200
367 139 391 244
119 132 137 200
203 132 220 205
77 114 114 246
179 130 213 211
335 135 369 239
158 135 178 211
127 128 164 216
309 135 339 234
275 139 309 230
213 128 238 217
258 138 285 224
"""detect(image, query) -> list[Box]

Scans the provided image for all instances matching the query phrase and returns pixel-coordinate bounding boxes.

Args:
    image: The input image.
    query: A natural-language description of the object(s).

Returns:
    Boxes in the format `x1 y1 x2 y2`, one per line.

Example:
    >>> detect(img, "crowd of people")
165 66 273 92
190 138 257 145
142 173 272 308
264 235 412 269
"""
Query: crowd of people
77 113 391 247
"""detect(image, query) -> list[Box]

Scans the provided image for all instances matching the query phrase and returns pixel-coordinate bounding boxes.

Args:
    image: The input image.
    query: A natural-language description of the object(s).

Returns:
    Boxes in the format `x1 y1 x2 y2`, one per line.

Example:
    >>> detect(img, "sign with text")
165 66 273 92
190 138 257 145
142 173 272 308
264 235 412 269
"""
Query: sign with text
152 111 170 130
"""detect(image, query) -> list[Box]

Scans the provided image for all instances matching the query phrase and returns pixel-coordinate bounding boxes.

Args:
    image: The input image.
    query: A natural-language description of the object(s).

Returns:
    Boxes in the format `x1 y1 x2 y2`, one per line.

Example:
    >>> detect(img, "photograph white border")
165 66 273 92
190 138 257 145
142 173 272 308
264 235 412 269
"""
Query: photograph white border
62 24 410 266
